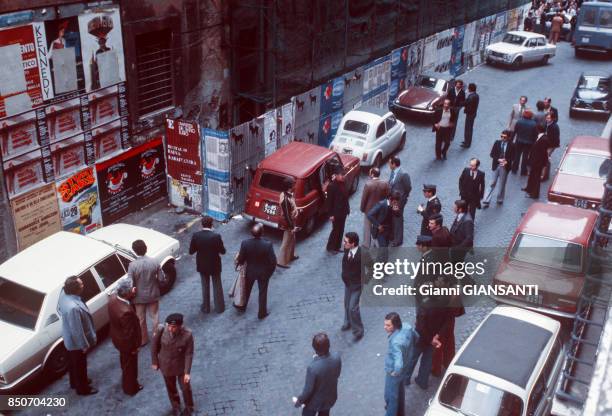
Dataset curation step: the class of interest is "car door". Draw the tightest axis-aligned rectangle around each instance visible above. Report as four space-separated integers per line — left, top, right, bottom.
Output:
525 38 538 61
372 121 387 157
385 115 400 152
78 268 107 330
536 38 549 57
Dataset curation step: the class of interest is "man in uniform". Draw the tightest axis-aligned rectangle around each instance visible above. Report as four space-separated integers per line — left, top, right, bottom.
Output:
417 185 441 236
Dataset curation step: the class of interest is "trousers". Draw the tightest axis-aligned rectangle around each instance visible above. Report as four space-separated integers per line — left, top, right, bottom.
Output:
278 229 296 266
363 218 372 248
327 215 347 251
243 277 270 317
464 114 476 147
135 301 159 345
200 272 225 313
526 164 544 198
432 318 455 376
68 349 90 394
512 143 532 175
435 127 452 159
405 343 434 388
343 285 364 337
483 166 509 204
119 350 139 394
163 375 194 411
384 373 406 416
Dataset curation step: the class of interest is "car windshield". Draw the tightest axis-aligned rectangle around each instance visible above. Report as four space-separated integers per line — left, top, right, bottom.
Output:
579 76 610 92
259 172 294 192
510 234 583 273
439 374 523 416
502 34 526 45
343 120 369 135
417 76 446 93
561 154 611 179
0 277 44 330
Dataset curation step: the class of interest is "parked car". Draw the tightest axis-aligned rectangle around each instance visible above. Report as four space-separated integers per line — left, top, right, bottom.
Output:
492 202 599 318
329 106 406 167
485 31 556 68
243 141 360 236
425 306 564 416
548 135 611 210
0 224 180 391
574 1 612 56
569 71 611 117
390 74 449 117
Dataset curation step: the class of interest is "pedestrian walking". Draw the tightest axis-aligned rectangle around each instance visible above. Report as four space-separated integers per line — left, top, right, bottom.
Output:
542 112 560 181
367 192 402 248
128 239 162 346
151 314 195 416
507 96 528 134
449 200 474 263
383 312 418 416
277 178 300 268
549 12 564 44
461 83 479 148
483 130 515 207
523 125 550 199
458 158 485 220
235 223 277 319
189 215 226 314
388 157 412 245
360 167 390 248
432 98 456 160
325 167 350 253
512 110 538 175
417 185 442 236
341 232 365 341
447 79 466 141
294 333 342 416
108 279 142 396
57 276 97 395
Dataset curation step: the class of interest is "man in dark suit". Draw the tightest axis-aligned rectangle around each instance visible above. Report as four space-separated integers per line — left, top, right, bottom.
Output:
189 215 226 314
432 98 457 160
388 157 412 245
458 158 485 220
544 97 558 122
542 112 560 181
450 200 474 263
325 168 350 253
367 192 401 248
447 79 466 141
294 333 342 416
108 279 142 396
429 214 452 249
512 110 538 176
235 223 277 319
341 232 365 341
360 167 390 248
523 125 550 199
461 83 479 148
417 184 442 236
483 130 515 207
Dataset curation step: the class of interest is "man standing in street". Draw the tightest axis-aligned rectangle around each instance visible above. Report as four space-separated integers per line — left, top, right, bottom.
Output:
294 333 342 416
450 200 474 263
388 157 412 245
151 314 195 416
523 125 550 199
549 11 564 44
429 214 453 249
461 83 479 148
507 95 528 135
417 185 442 236
235 223 277 319
447 79 466 141
360 167 390 248
483 130 515 207
278 178 300 268
458 158 485 220
544 97 558 122
108 279 142 396
367 192 402 248
542 112 560 181
129 239 162 346
189 215 226 314
57 276 97 395
512 110 538 175
341 232 365 341
432 98 456 160
325 167 350 253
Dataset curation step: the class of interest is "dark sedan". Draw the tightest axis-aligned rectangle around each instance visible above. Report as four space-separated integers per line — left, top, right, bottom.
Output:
569 71 611 118
390 75 449 117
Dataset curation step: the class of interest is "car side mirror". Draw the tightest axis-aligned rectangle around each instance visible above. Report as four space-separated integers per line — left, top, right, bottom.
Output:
44 313 59 327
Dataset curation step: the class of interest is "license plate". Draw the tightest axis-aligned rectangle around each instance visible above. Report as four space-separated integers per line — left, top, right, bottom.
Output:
525 293 543 305
582 37 590 43
263 202 277 215
575 199 588 209
343 148 353 155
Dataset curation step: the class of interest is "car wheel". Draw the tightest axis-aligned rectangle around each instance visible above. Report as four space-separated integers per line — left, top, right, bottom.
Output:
160 261 177 295
44 344 68 379
574 48 582 58
512 57 523 69
373 153 383 168
350 174 360 194
301 216 316 237
397 132 406 151
541 55 549 65
569 109 577 118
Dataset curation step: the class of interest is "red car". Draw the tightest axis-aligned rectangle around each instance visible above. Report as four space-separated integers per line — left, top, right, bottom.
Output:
548 136 611 210
243 142 360 235
492 202 599 318
390 74 449 117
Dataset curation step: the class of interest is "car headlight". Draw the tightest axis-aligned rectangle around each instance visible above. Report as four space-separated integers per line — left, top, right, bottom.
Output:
504 54 513 62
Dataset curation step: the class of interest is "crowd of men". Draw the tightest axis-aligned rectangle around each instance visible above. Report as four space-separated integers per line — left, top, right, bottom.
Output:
524 0 583 43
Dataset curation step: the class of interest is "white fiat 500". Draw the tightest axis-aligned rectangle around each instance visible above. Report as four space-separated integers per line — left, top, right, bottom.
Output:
0 224 180 391
330 106 406 167
485 31 556 68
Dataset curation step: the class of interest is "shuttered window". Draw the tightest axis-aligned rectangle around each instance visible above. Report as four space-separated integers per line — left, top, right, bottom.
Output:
135 29 174 117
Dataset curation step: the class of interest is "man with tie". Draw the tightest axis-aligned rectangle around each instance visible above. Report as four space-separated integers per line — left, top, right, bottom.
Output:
360 167 390 248
449 200 474 263
507 95 528 134
417 185 442 236
512 110 538 176
458 158 485 221
447 79 466 141
483 130 515 207
523 124 550 199
388 157 412 245
326 167 350 253
432 99 457 160
461 83 479 148
341 232 365 341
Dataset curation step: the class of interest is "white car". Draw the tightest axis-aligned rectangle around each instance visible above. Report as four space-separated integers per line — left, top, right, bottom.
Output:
0 224 180 391
330 106 406 167
425 306 564 416
485 31 556 68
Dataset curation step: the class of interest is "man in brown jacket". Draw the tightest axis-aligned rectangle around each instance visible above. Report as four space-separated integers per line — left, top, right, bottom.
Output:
360 167 390 248
152 314 195 416
108 279 142 396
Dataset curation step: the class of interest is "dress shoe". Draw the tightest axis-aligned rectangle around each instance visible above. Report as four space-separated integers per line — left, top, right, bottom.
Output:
126 385 144 396
291 255 300 260
77 387 98 396
482 203 489 209
341 324 351 331
232 303 246 312
353 333 364 342
276 263 290 269
70 378 92 389
200 305 210 314
496 201 503 205
258 312 270 320
442 155 447 160
435 157 442 161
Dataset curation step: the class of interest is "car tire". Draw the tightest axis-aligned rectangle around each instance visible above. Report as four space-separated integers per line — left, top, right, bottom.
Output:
373 153 383 168
44 344 68 379
160 261 177 295
574 48 582 58
541 55 549 65
397 132 406 151
301 216 316 237
569 109 577 118
350 174 360 194
512 57 523 69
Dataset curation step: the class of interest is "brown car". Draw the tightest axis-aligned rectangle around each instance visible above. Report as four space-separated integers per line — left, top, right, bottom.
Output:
390 74 449 117
243 142 360 236
492 202 599 318
548 135 611 210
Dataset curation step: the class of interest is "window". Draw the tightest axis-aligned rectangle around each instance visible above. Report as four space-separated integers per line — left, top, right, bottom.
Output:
118 254 133 271
0 277 44 330
259 172 293 192
581 8 597 26
385 116 397 131
502 33 526 45
579 76 610 92
527 39 537 47
95 254 127 288
510 234 583 273
537 38 547 46
560 154 611 179
376 123 386 138
527 374 546 416
343 120 369 134
600 10 612 28
135 29 173 117
541 337 561 383
79 270 101 303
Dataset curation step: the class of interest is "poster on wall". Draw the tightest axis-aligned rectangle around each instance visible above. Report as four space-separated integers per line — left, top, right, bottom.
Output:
0 110 39 160
168 177 202 213
294 86 320 143
263 110 277 157
318 110 343 148
55 166 102 234
165 118 202 184
342 67 364 113
421 33 438 74
406 40 424 87
2 148 46 199
433 28 454 76
206 171 231 221
44 16 84 96
204 128 230 173
78 8 126 92
10 183 61 250
96 138 166 225
389 46 408 105
319 77 344 117
450 25 466 77
362 55 391 105
280 102 294 147
203 128 230 219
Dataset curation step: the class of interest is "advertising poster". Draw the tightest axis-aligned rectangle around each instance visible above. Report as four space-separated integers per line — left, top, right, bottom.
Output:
10 183 61 250
280 101 294 147
0 110 39 160
92 118 122 161
89 85 119 128
421 33 438 74
263 110 277 157
389 46 408 105
96 138 166 225
78 8 126 92
318 110 343 148
319 77 344 117
342 67 364 113
406 40 424 87
3 148 45 199
51 133 86 179
204 128 230 173
433 28 454 76
55 166 102 234
46 98 82 143
165 118 202 184
168 177 202 213
494 12 508 43
450 25 466 77
45 16 84 95
362 55 391 103
294 86 320 144
205 171 231 221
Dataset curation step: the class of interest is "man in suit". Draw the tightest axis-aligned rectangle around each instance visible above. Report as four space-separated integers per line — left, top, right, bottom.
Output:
542 112 560 181
235 223 276 319
461 83 479 148
450 200 474 263
483 130 515 207
429 214 453 249
544 97 558 122
417 185 442 236
108 279 142 396
325 167 350 253
512 110 538 176
294 333 342 416
388 157 412 245
458 158 485 220
360 167 390 248
507 95 528 134
57 276 97 395
523 125 550 199
367 192 402 248
128 239 162 346
447 79 466 141
432 98 457 160
189 215 226 314
341 232 365 341
151 314 195 416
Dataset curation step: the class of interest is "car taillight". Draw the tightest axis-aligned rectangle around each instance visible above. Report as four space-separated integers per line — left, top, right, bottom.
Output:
254 201 260 208
362 152 368 161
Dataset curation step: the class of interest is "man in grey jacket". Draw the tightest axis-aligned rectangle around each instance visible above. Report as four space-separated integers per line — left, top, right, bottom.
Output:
295 333 342 416
57 276 97 395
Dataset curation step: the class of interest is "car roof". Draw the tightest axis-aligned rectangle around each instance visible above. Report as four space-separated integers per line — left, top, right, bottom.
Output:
258 141 333 178
0 231 114 294
350 105 389 118
582 1 612 7
567 136 611 158
454 307 557 390
507 30 545 39
580 71 610 80
518 202 598 244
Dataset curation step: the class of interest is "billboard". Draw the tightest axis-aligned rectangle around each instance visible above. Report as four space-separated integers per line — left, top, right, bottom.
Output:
44 16 84 96
56 166 102 234
10 183 61 250
320 77 344 117
165 118 202 185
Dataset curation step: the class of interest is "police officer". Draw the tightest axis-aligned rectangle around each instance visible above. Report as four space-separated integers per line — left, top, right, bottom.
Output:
416 185 442 236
